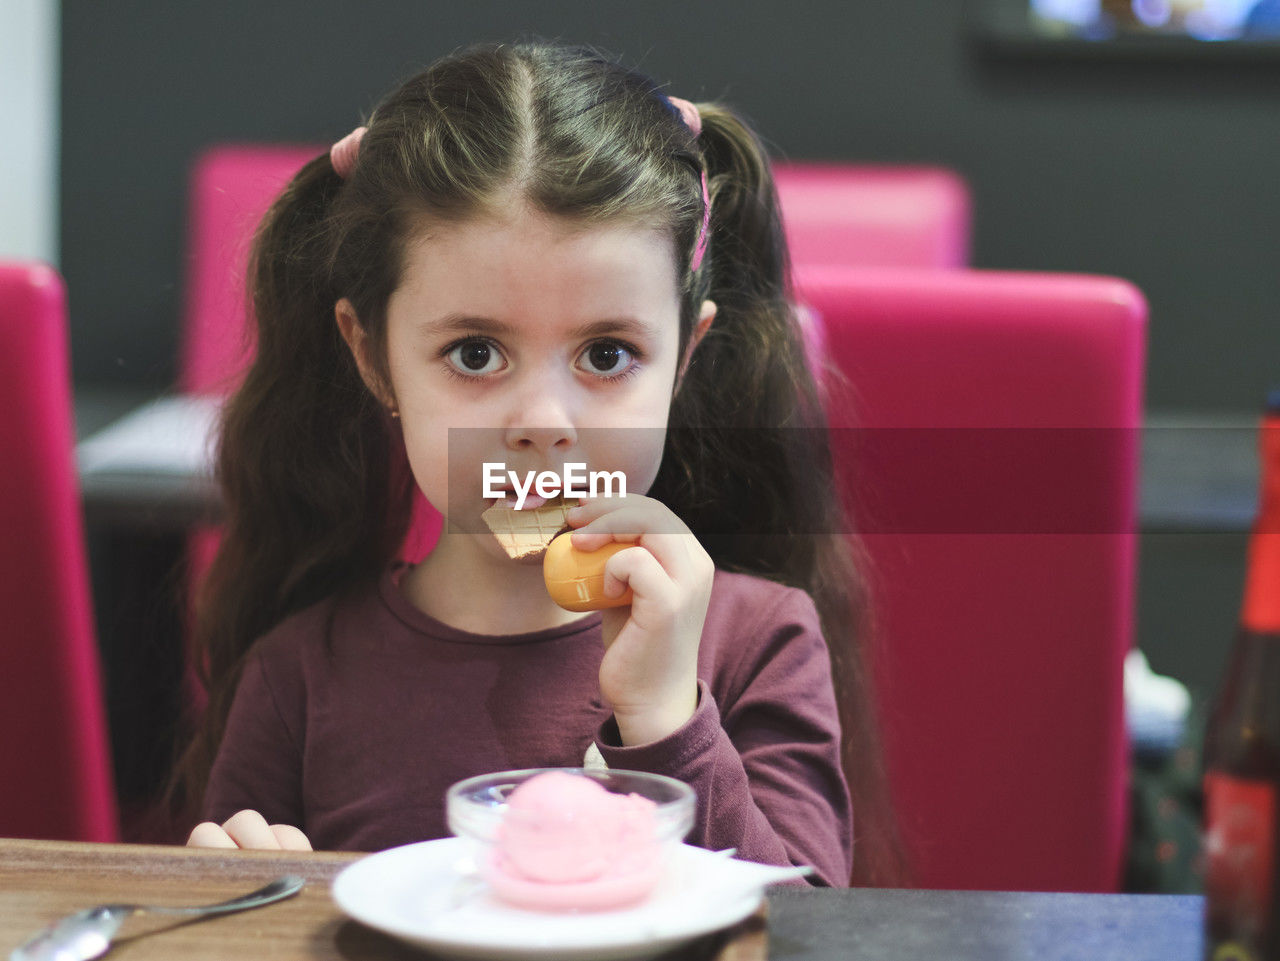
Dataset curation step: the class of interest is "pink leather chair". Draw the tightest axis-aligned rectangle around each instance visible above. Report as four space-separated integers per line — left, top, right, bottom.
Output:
793 265 1146 892
0 261 119 841
181 145 322 395
773 164 970 270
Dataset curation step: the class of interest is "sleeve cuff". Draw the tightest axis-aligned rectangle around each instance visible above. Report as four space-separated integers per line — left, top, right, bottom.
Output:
595 679 722 774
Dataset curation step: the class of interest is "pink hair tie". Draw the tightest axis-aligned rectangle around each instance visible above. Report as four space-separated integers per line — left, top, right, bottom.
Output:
667 97 710 272
330 126 367 179
667 96 702 137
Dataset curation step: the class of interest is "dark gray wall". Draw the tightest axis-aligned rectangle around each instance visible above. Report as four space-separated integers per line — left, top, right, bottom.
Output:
63 0 1279 408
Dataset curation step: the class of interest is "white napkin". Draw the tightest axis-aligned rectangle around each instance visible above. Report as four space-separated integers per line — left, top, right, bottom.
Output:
1125 649 1191 754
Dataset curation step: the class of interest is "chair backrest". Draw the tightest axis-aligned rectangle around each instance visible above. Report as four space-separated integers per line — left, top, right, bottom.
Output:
793 265 1145 892
0 261 118 841
773 164 970 270
181 145 322 394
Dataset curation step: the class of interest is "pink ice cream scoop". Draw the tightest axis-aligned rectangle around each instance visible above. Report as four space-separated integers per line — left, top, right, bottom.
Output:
485 771 662 910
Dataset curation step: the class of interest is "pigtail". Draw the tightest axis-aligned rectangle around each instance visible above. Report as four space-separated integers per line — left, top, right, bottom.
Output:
167 154 414 823
655 106 907 886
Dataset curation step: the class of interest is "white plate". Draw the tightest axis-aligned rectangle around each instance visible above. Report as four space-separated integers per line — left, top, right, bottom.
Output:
331 837 808 961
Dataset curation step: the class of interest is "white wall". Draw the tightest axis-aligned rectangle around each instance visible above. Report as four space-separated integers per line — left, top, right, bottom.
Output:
0 0 58 264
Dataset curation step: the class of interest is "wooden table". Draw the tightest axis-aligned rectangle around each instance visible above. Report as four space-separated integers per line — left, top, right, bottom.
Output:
1 839 764 960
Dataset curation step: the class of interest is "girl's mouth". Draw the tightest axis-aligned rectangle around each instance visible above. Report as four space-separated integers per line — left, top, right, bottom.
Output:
490 492 550 510
487 478 563 511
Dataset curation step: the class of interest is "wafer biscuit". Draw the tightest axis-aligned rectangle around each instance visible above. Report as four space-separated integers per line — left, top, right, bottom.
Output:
481 496 577 560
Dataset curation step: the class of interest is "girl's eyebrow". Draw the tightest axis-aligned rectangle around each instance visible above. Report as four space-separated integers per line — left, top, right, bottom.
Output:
422 313 659 339
571 317 659 340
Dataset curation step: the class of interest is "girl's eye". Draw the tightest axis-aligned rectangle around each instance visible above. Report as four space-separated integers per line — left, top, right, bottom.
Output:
445 338 505 376
578 340 637 378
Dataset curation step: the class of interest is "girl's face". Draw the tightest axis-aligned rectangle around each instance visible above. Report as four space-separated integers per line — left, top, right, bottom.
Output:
339 204 711 561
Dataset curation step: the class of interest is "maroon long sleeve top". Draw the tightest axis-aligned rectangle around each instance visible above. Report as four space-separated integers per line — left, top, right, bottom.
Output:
204 566 853 886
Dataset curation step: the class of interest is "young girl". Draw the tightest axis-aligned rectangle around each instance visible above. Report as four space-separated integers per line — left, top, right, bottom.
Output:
178 40 899 887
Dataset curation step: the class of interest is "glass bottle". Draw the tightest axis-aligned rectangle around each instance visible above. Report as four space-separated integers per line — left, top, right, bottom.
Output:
1203 391 1280 961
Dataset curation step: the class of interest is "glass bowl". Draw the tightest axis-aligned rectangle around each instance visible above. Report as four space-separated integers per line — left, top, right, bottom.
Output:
446 767 696 911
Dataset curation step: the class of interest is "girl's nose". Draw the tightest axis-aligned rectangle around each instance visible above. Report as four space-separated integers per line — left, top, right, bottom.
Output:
502 376 578 454
506 423 576 454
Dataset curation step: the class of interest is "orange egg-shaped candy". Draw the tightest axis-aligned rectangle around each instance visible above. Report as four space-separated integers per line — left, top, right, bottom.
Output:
543 533 635 612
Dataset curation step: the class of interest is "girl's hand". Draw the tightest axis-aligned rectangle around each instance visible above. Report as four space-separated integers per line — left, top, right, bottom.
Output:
187 809 313 851
566 494 714 747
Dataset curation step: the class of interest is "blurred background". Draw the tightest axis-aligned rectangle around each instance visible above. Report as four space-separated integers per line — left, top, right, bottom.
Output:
43 0 1280 412
3 0 1278 861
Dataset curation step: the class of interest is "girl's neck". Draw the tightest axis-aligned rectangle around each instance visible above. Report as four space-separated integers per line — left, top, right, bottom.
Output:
400 532 590 637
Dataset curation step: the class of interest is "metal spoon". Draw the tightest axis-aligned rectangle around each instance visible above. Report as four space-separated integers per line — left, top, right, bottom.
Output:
10 875 305 961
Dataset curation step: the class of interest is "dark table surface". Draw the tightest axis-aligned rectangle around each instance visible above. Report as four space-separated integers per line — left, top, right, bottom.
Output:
766 887 1202 961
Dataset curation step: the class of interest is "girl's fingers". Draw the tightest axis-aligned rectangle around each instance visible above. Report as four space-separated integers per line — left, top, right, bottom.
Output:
186 822 238 849
575 529 698 585
570 502 694 566
187 813 309 851
567 495 684 532
565 495 622 526
568 494 712 594
602 545 674 607
221 809 284 850
568 514 644 552
270 823 314 851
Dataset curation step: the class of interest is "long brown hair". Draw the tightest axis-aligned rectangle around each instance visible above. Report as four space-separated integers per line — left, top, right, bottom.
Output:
172 40 903 885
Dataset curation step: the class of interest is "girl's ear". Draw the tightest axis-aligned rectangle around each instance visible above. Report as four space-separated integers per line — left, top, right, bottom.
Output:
335 298 396 409
676 299 717 386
